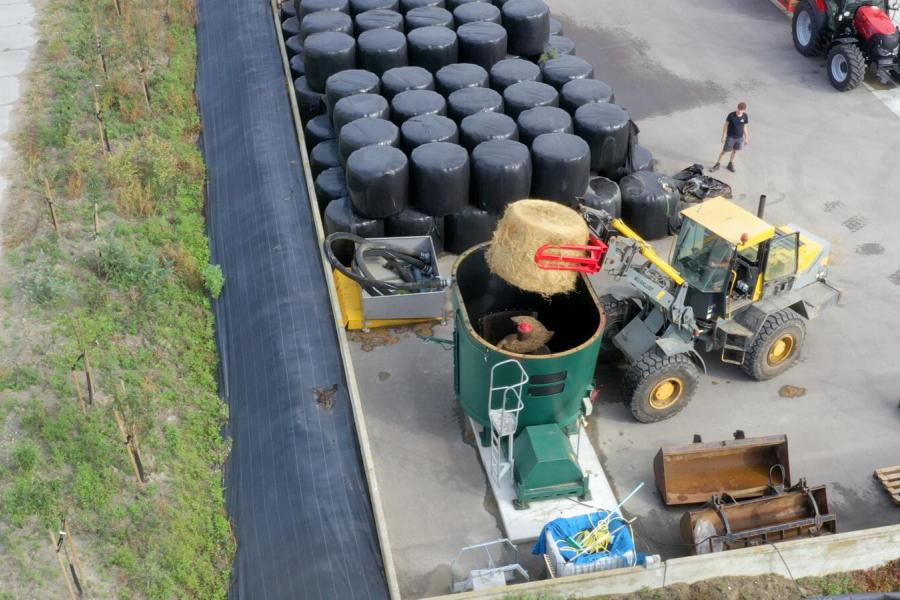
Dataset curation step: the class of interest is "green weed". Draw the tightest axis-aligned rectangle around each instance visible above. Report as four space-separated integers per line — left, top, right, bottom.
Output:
201 263 225 299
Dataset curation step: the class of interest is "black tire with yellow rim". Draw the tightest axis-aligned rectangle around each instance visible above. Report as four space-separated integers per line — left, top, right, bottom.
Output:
623 348 699 423
742 309 806 381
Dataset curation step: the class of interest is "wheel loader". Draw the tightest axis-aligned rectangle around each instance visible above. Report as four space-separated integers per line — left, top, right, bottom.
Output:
535 196 841 423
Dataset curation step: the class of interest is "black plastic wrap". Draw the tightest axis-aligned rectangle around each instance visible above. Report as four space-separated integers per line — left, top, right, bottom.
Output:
410 141 470 215
401 0 445 13
358 29 409 76
355 8 405 32
559 77 613 113
405 6 454 29
447 0 484 9
548 15 562 35
544 34 575 57
671 164 732 203
305 113 335 150
294 76 327 122
315 166 349 210
573 102 631 178
620 171 681 240
324 197 386 264
408 26 459 72
530 132 590 206
380 65 435 100
435 62 489 95
400 114 459 150
350 0 399 16
297 0 351 19
453 2 501 26
459 110 518 150
517 105 572 146
456 22 507 71
502 79 558 120
286 34 304 57
198 0 387 595
447 86 504 122
581 175 621 218
385 207 445 251
471 139 532 213
338 117 401 164
632 144 653 173
444 205 497 253
390 88 447 124
501 0 549 56
304 31 357 92
325 69 382 114
540 55 593 89
489 57 541 92
300 11 354 41
332 92 391 135
282 0 298 19
283 16 300 37
311 139 342 177
290 53 306 77
347 145 410 217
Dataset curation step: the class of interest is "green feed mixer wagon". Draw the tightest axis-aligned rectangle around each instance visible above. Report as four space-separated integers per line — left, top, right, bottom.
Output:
452 243 606 508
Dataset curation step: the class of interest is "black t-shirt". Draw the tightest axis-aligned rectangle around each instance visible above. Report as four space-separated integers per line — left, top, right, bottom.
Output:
726 111 749 138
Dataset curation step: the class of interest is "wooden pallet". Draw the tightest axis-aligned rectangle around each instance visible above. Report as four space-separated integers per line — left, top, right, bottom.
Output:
874 466 900 505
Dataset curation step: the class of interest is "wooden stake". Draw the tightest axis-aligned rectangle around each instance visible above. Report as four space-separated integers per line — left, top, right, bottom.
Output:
70 370 87 414
93 202 100 237
42 177 60 234
63 520 85 593
73 328 96 406
137 59 151 109
115 381 146 484
50 531 79 600
112 0 122 17
91 86 110 153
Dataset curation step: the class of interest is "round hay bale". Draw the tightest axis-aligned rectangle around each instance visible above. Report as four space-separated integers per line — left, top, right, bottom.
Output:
350 0 399 16
559 78 613 113
290 53 306 77
385 207 445 251
501 0 549 56
453 2 501 26
294 76 327 122
390 88 447 124
286 35 304 57
632 144 653 173
548 16 562 35
315 166 348 211
444 205 497 254
282 1 298 20
338 117 400 164
357 28 408 76
516 105 572 146
573 101 631 178
471 138 531 213
305 113 335 150
530 132 590 206
405 6 454 29
299 11 354 42
447 86 504 122
310 139 342 177
381 65 435 100
400 114 459 150
324 197 385 265
583 176 621 218
400 0 444 14
489 57 542 92
486 199 589 295
298 0 350 19
410 141 470 216
447 0 486 10
459 110 518 150
325 69 381 114
540 55 594 90
283 16 300 38
304 32 357 92
456 21 507 71
332 92 391 136
408 26 459 72
544 34 575 57
435 62 489 95
346 145 410 217
355 8 404 32
502 80 558 120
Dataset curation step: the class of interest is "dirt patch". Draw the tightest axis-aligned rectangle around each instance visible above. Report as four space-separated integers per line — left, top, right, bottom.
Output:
347 321 440 351
377 371 390 381
778 385 807 398
313 384 338 410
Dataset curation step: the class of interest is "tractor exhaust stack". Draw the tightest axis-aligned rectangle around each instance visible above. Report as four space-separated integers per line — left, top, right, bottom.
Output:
757 194 767 219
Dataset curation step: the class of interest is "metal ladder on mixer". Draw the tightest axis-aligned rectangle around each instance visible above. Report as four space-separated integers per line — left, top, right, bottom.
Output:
488 360 529 485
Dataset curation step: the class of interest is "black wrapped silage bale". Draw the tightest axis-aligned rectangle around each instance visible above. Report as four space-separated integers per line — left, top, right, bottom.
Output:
502 80 558 120
350 0 399 16
400 114 459 150
453 2 501 26
544 35 575 57
283 16 300 38
471 139 531 213
324 197 385 265
447 0 487 10
355 8 405 32
501 0 549 56
408 26 459 72
459 110 518 150
347 145 410 217
456 22 507 71
311 139 342 177
315 167 349 211
410 142 470 216
304 32 357 92
447 86 504 122
435 63 489 95
325 69 381 114
400 0 444 13
282 1 298 20
559 78 613 113
390 89 447 124
357 29 408 76
300 11 354 42
582 176 621 218
632 145 653 173
332 92 391 134
530 132 590 206
548 16 562 35
619 171 681 240
385 208 445 251
405 6 454 29
489 58 541 92
290 54 306 77
286 35 304 57
297 0 350 19
517 105 572 146
305 114 335 150
381 66 435 100
540 55 593 89
294 76 327 122
444 205 497 253
573 102 631 178
338 117 400 164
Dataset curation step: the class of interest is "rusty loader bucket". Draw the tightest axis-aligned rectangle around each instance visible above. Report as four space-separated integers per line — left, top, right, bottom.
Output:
681 483 836 554
654 435 791 506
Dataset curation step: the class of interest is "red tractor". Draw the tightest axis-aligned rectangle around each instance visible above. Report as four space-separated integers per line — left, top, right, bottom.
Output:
792 0 900 90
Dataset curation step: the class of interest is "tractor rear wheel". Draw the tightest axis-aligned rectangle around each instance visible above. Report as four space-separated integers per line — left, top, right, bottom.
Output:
597 295 636 364
792 0 827 56
742 310 806 381
827 43 866 91
623 349 699 423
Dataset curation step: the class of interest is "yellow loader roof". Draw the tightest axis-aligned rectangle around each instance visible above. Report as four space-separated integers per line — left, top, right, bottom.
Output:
681 197 775 249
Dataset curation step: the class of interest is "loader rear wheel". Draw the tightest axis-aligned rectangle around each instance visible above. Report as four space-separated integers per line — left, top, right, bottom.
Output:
742 310 806 381
827 43 866 91
597 295 636 364
792 0 827 56
623 349 699 423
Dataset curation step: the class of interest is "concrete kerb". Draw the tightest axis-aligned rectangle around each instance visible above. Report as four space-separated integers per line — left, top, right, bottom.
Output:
426 525 900 599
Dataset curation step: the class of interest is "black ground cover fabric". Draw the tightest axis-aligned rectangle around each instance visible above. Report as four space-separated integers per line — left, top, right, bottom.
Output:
196 0 389 598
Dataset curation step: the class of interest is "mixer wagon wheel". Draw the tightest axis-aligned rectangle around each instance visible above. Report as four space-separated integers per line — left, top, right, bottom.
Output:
597 294 637 364
742 310 806 381
623 348 699 423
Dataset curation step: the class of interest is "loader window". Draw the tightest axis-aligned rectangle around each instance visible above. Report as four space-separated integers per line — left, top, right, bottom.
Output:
673 219 735 293
765 233 799 281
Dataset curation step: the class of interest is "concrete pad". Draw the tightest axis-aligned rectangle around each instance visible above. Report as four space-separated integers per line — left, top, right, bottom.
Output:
0 3 35 27
0 24 35 51
0 49 31 78
0 76 21 106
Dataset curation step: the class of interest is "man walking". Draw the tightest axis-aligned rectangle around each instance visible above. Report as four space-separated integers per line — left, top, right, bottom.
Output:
711 102 749 173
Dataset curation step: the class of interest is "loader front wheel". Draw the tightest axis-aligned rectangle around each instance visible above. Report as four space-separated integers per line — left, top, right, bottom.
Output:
624 349 699 423
742 310 806 381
